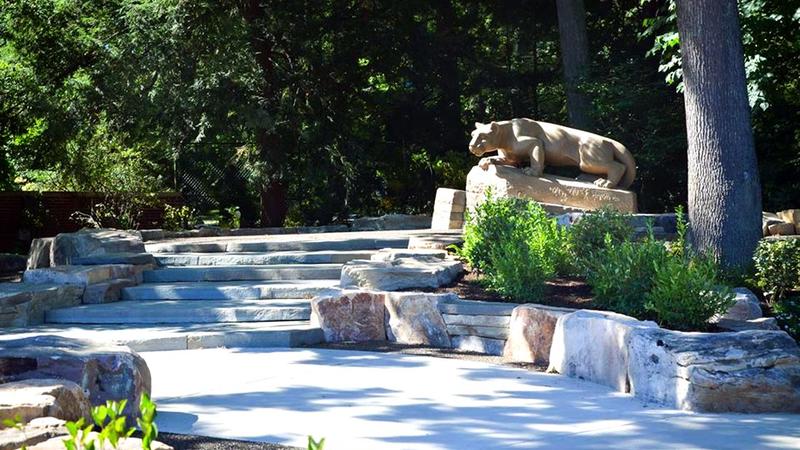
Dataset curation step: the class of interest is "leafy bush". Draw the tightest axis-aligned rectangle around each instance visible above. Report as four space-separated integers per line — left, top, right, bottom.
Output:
773 296 800 340
569 207 633 270
458 194 571 300
62 393 158 450
71 193 157 230
754 238 800 304
162 204 198 231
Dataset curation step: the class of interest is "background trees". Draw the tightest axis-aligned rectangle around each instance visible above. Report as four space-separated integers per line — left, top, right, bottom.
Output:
1 0 798 227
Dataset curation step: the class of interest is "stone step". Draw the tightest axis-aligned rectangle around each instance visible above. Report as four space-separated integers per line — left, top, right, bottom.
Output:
147 237 410 254
143 264 342 282
46 300 311 324
154 250 376 267
438 299 518 316
447 324 509 340
121 280 341 301
442 313 510 328
0 321 324 352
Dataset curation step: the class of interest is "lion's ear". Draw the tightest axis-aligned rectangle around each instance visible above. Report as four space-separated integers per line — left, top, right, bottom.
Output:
490 121 499 131
474 122 484 129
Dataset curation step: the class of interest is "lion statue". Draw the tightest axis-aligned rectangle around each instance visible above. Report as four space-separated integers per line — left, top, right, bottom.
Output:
468 118 636 189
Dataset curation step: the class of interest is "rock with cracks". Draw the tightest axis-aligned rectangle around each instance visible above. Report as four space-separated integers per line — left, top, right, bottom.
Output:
341 255 462 291
385 292 452 347
311 291 386 342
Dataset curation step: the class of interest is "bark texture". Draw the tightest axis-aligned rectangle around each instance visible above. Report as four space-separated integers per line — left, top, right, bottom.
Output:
675 0 762 270
555 0 593 130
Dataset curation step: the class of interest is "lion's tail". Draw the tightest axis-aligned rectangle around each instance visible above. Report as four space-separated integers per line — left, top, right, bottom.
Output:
611 142 636 189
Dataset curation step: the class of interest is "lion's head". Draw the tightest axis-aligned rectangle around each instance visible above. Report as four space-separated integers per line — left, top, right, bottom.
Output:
468 121 499 156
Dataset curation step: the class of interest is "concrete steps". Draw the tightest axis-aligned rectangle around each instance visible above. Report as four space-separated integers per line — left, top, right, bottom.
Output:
147 237 410 254
153 250 375 267
121 280 340 301
142 264 342 282
1 321 323 352
46 299 312 324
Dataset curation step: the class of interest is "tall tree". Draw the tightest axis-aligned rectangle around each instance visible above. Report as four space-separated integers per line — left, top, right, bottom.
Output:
675 0 762 270
555 0 592 130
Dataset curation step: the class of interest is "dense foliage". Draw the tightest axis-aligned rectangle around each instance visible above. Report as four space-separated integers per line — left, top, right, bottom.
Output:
2 1 798 226
754 239 800 338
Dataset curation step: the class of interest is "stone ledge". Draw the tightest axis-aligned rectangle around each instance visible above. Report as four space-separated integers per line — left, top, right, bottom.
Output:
0 284 84 327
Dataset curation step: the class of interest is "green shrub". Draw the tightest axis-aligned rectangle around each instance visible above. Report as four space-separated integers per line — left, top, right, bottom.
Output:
773 296 800 340
569 207 633 270
645 254 734 331
754 238 800 304
458 194 571 300
162 204 198 231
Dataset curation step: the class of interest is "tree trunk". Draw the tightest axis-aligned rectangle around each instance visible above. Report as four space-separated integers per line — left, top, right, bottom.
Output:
675 0 762 271
555 0 592 130
434 0 462 150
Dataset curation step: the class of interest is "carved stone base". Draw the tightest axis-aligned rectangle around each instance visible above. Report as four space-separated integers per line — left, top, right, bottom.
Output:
466 164 637 213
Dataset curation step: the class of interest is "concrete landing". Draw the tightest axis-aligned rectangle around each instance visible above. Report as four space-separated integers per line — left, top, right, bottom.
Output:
0 322 322 352
121 279 341 301
144 348 800 450
154 250 376 266
143 264 342 282
45 299 312 324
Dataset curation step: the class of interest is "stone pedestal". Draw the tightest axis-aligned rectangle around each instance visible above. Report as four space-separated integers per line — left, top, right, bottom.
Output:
466 164 638 213
431 188 466 230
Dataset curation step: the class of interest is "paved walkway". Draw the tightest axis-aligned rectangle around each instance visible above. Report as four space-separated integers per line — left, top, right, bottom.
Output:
143 348 800 450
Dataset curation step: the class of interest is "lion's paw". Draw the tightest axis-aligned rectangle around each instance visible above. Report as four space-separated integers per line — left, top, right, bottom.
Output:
522 167 542 177
593 178 614 188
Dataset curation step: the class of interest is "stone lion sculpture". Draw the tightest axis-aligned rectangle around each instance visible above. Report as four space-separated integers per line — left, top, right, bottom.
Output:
468 118 636 189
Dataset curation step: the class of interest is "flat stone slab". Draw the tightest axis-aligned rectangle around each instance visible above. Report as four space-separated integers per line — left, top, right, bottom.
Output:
154 250 376 267
70 252 155 266
0 378 90 424
0 336 150 417
121 280 340 301
340 257 462 291
23 264 137 286
446 324 508 340
46 299 312 324
0 321 324 352
148 237 411 254
0 283 83 327
437 299 518 316
143 264 342 282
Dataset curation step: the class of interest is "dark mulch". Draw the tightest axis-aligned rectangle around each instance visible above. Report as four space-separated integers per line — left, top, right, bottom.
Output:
153 432 299 450
433 271 597 310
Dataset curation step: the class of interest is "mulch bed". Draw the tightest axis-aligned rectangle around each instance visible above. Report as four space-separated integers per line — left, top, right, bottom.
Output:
147 432 299 450
432 270 598 310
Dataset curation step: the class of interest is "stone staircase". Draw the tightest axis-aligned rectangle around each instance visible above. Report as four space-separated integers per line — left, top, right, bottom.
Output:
19 231 427 351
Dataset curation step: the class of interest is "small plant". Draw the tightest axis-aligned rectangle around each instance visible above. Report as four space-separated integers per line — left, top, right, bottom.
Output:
754 238 800 305
308 435 326 450
162 204 198 231
62 394 158 450
773 296 800 340
220 206 241 229
569 206 634 271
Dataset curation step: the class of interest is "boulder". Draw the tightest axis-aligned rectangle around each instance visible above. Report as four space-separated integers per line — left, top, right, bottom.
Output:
81 278 138 304
23 264 137 287
26 238 53 270
0 417 66 450
384 292 452 347
628 329 800 413
311 291 386 342
0 284 83 327
466 164 638 214
341 256 462 291
503 304 573 365
0 379 90 424
0 336 151 417
51 229 145 266
713 287 762 322
451 335 505 356
431 188 466 230
547 310 658 392
715 317 780 332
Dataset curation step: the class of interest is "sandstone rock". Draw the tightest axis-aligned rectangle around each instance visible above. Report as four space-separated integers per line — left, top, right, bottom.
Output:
407 234 464 251
712 287 762 322
0 417 66 450
81 278 138 304
352 214 432 231
384 292 452 347
627 329 800 413
26 239 53 270
547 310 658 392
0 379 90 424
51 229 145 266
451 335 505 356
715 317 780 332
0 284 83 327
311 291 386 342
431 188 466 230
23 264 137 287
503 304 573 365
340 257 462 291
0 336 151 417
768 222 796 236
777 209 800 227
466 164 638 214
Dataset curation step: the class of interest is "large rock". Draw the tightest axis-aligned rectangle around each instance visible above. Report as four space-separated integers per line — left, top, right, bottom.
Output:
311 291 386 342
504 304 573 365
385 293 452 347
431 188 466 230
26 238 53 270
712 287 762 322
0 284 83 327
547 310 658 392
0 336 151 417
23 264 138 287
628 329 800 413
341 256 462 291
715 317 780 332
51 229 145 266
0 379 90 424
466 164 638 213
